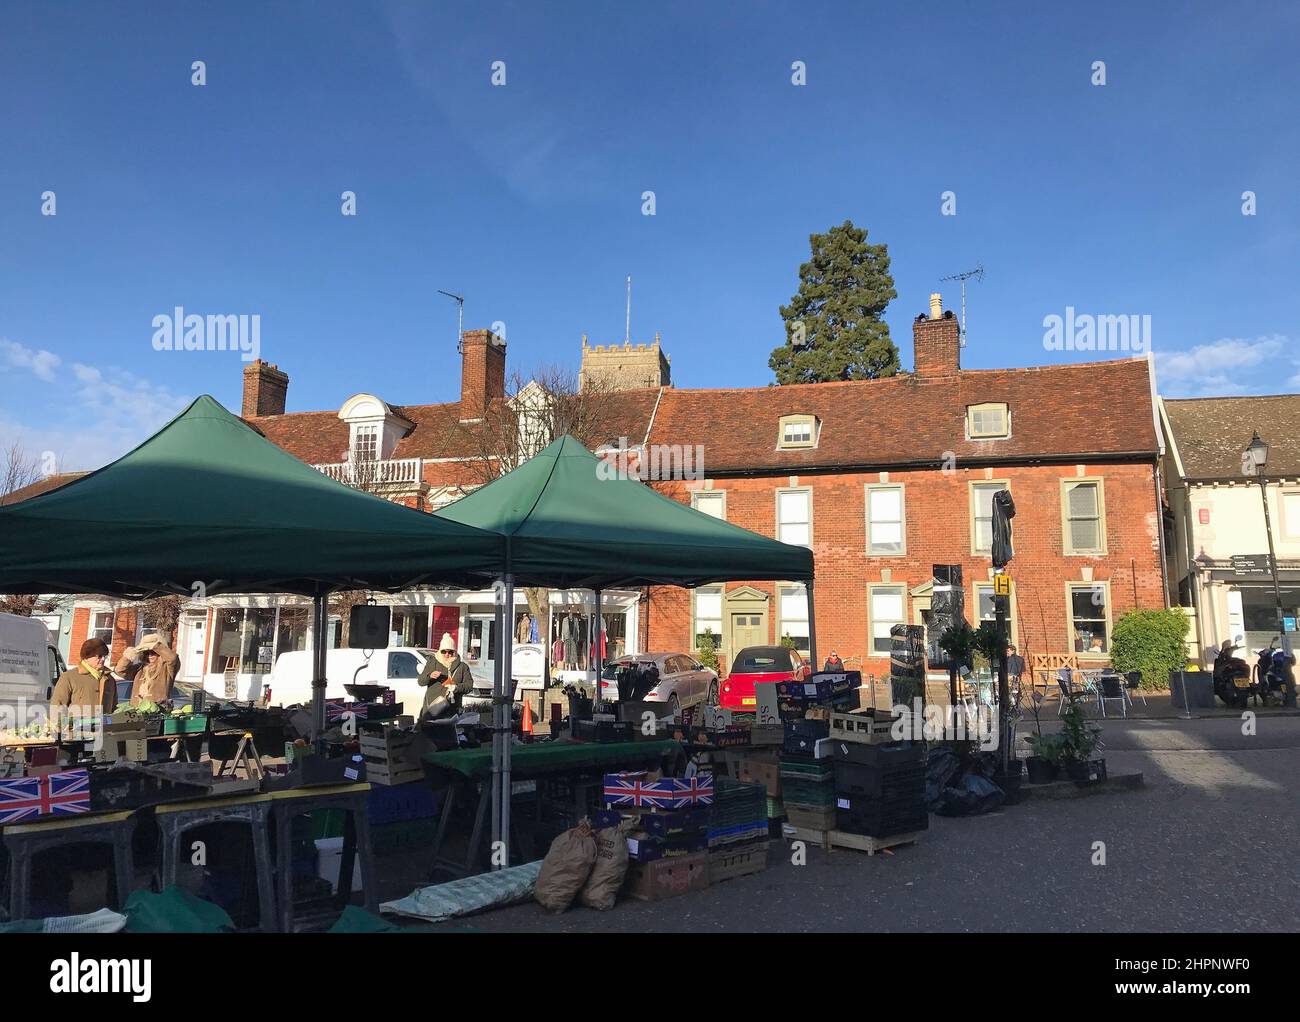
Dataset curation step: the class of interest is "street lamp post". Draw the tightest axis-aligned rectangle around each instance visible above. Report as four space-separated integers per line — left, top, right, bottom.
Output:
1242 431 1290 655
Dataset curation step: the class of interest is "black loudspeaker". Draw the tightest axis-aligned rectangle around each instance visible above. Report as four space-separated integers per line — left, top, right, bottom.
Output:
348 605 391 649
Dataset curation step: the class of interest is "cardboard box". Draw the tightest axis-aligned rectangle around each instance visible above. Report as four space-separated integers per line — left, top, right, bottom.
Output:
625 850 708 901
94 731 148 763
603 772 713 809
734 752 782 797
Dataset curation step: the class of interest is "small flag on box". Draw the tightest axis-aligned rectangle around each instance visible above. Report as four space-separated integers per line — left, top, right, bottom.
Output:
603 772 714 809
0 769 91 823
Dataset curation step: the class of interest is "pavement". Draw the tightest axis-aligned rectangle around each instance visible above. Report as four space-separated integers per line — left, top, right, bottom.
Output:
423 714 1300 932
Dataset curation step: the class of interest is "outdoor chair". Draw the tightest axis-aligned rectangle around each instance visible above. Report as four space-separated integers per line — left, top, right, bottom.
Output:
1097 668 1126 719
1124 671 1147 708
1055 667 1101 716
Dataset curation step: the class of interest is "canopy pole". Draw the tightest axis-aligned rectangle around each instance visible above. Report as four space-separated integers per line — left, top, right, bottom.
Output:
806 581 818 675
593 589 604 710
490 579 505 861
500 575 515 869
310 593 328 740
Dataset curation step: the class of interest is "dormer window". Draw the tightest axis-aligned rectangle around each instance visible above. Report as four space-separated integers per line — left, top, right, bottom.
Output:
352 424 379 462
778 414 818 449
966 403 1009 440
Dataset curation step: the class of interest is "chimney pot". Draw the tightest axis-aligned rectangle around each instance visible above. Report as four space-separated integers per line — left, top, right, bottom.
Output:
929 293 943 320
913 299 960 377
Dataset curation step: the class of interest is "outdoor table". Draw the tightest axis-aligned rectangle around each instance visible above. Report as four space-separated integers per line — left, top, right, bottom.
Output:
3 809 138 920
268 782 377 932
422 738 682 878
154 791 278 932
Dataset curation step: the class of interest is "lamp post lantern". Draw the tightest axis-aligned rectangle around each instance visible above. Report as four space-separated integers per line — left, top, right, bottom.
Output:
1242 431 1290 654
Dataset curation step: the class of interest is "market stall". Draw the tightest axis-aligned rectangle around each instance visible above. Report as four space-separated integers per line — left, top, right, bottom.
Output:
0 396 503 926
436 434 815 865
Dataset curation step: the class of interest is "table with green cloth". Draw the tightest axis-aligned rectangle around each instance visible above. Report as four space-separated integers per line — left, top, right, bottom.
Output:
423 739 682 878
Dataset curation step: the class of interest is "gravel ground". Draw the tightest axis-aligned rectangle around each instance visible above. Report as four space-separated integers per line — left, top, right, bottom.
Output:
418 715 1300 932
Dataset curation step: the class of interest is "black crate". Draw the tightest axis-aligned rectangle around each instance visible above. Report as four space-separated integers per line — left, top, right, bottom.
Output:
784 719 830 740
830 739 926 768
835 793 929 837
833 760 926 799
575 719 633 743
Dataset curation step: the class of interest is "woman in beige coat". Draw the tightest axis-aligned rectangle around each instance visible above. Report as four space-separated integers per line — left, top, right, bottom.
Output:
115 633 179 705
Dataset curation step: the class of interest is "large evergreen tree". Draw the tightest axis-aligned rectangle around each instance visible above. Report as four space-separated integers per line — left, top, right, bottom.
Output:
769 220 900 384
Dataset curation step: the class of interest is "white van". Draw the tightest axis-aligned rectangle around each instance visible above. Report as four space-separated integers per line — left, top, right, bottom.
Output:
0 612 66 723
221 646 439 714
234 643 549 714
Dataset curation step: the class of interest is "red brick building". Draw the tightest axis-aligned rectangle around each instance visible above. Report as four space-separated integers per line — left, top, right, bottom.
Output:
49 299 1166 693
639 300 1166 679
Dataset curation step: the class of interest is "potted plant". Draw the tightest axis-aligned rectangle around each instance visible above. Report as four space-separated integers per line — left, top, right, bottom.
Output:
1057 693 1105 781
1024 731 1061 783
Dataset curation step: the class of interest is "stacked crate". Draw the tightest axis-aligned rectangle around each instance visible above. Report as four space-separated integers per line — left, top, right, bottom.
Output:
830 715 928 839
359 726 428 786
705 777 769 883
779 755 836 832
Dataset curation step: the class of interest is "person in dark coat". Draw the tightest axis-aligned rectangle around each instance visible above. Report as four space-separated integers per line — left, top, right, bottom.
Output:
822 651 845 672
50 637 117 721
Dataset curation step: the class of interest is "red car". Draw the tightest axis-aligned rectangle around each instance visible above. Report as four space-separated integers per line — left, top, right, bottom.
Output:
720 645 808 710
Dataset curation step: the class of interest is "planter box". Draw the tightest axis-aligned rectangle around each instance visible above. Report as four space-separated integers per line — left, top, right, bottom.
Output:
1063 758 1107 783
1025 757 1058 784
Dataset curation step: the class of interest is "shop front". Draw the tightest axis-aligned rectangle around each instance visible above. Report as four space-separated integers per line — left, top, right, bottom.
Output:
1199 564 1300 663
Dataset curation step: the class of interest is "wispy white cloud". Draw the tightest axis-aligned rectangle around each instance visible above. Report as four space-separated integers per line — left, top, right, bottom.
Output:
1 338 61 382
1155 335 1292 397
0 338 190 472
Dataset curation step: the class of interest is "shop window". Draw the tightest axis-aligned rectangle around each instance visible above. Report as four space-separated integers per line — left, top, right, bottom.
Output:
868 585 905 655
277 607 310 658
966 403 1009 439
970 481 1008 555
390 607 429 648
866 485 905 555
210 608 277 674
778 584 810 656
1062 479 1105 554
692 491 726 521
777 488 812 547
1068 584 1109 655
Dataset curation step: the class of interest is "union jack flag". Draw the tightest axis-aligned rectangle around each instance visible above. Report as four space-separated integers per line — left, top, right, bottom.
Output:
0 769 91 824
603 772 714 809
325 700 369 724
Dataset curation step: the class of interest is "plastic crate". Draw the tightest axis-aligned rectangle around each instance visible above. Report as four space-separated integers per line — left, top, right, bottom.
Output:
366 780 441 826
833 760 926 799
834 791 929 837
830 739 926 767
162 714 209 735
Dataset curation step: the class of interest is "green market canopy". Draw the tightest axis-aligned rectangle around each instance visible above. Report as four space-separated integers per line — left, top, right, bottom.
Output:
0 395 502 597
434 434 814 588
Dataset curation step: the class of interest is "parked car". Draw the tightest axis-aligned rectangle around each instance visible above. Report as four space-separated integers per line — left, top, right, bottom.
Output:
721 645 808 710
598 653 718 711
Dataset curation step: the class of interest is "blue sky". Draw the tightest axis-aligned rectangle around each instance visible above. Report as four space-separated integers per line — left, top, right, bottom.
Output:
2 1 1298 471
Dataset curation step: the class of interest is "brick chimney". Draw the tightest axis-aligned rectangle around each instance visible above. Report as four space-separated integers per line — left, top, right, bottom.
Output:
242 360 288 417
913 293 960 376
459 329 506 421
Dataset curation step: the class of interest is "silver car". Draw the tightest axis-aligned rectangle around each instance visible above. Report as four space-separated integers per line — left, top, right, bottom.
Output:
598 653 719 710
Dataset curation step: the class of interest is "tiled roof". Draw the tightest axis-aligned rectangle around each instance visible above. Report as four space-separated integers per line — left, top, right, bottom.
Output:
245 389 663 466
0 472 89 505
1164 395 1300 479
647 358 1158 473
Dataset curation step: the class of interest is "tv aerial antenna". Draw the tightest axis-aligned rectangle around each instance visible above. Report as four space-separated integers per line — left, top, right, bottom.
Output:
437 289 464 353
940 264 984 347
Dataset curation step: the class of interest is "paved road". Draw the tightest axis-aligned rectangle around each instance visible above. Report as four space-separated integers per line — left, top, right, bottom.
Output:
426 716 1300 932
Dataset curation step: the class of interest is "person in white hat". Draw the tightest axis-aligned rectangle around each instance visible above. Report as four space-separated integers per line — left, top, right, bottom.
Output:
115 632 179 706
418 632 474 719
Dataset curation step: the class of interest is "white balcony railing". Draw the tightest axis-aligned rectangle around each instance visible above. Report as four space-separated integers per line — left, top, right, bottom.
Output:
314 457 424 488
